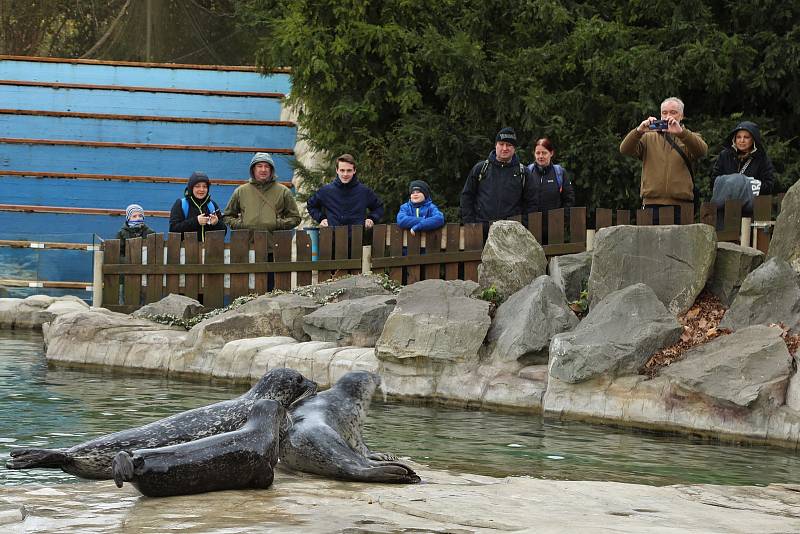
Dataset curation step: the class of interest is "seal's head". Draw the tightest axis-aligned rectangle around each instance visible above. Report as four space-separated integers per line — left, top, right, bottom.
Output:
333 371 381 402
248 368 317 408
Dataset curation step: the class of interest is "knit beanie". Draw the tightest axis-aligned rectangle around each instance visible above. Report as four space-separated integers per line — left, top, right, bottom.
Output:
249 152 276 179
125 204 144 221
408 180 431 199
495 127 518 146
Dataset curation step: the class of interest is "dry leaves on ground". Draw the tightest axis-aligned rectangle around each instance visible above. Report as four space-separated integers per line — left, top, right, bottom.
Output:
643 292 800 378
643 291 730 377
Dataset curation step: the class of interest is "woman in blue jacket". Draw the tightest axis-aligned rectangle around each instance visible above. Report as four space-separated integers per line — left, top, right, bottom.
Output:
396 180 445 235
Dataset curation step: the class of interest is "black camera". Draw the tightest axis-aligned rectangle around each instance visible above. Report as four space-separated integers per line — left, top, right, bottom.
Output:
649 119 669 131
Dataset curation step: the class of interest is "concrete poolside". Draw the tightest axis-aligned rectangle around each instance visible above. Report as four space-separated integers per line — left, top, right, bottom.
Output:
1 464 799 533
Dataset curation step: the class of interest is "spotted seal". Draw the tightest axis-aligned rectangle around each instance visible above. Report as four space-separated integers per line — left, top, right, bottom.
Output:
112 398 286 497
280 370 420 483
7 368 316 480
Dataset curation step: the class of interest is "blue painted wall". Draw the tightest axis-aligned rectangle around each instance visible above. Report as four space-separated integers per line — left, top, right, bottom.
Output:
0 84 285 120
0 59 291 93
0 144 295 181
0 114 297 148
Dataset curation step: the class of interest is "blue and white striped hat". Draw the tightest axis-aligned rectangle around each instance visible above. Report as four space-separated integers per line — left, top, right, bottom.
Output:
125 204 144 221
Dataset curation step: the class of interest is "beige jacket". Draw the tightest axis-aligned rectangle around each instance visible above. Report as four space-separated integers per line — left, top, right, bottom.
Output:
222 179 301 231
620 127 707 206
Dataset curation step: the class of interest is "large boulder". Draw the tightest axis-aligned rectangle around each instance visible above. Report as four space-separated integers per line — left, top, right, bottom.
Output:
588 224 716 315
185 293 320 351
705 242 764 306
548 251 592 302
720 257 800 332
0 295 89 330
302 294 396 347
549 283 683 383
766 179 800 272
294 274 391 303
478 220 547 299
132 293 205 320
375 279 490 363
44 308 188 369
660 325 793 409
487 276 579 366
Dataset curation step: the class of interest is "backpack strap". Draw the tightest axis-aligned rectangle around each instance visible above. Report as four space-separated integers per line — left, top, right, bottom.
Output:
553 164 564 193
477 160 490 182
182 198 217 219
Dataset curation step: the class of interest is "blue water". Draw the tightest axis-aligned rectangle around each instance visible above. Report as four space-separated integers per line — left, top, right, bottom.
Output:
2 330 800 487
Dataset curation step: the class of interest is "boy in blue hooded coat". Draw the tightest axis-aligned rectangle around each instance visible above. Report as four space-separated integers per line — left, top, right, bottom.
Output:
396 180 445 235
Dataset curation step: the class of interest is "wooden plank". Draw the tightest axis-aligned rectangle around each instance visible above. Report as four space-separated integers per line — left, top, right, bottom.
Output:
658 206 674 225
0 108 294 127
0 239 93 250
388 225 404 283
372 250 483 268
183 232 200 300
0 278 91 289
229 230 251 298
165 233 181 295
318 227 334 282
370 224 387 277
105 258 361 275
752 195 773 222
0 203 169 218
723 200 743 234
0 54 287 73
0 169 289 187
616 210 630 226
406 231 422 285
595 208 612 230
463 224 483 282
333 226 350 280
679 202 694 225
295 230 313 288
203 230 225 309
569 207 587 248
349 225 363 275
272 230 293 291
699 202 716 227
124 237 142 308
444 224 460 280
253 231 269 294
547 208 565 245
0 136 294 155
542 242 588 256
528 212 543 244
424 229 443 280
101 239 120 307
636 209 653 226
144 233 164 304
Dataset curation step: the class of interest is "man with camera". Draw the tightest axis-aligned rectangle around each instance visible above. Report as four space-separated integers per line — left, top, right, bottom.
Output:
620 97 707 222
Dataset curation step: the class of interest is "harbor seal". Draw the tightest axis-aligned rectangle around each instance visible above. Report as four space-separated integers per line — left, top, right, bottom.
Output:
7 367 316 480
112 398 286 497
280 370 420 483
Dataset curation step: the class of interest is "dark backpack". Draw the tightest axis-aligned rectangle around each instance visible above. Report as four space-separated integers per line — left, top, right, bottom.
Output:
181 197 218 219
527 163 564 192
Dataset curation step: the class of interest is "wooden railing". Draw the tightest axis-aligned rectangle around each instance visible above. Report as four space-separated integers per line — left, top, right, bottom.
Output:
99 196 783 311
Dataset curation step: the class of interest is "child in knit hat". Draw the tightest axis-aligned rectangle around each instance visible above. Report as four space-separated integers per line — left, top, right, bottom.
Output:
395 180 445 235
116 203 155 256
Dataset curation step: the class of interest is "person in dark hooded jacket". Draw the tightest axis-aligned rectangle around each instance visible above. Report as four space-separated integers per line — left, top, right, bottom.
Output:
711 121 775 196
460 127 538 224
169 171 226 241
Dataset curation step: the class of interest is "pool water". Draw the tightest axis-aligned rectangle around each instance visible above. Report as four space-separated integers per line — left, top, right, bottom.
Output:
2 330 800 487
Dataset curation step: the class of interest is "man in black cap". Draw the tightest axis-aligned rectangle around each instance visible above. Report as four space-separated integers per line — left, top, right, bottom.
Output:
460 127 538 225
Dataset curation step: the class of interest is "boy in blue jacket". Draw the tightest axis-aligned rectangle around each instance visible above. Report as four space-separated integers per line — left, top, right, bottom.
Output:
396 180 445 235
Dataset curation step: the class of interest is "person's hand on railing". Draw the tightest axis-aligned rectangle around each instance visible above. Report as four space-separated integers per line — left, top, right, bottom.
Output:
319 219 329 227
364 219 374 229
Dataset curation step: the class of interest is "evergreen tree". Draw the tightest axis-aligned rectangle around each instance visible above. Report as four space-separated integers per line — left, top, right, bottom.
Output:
241 0 800 221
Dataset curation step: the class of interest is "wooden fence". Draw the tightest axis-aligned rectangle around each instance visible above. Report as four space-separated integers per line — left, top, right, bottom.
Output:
101 196 783 312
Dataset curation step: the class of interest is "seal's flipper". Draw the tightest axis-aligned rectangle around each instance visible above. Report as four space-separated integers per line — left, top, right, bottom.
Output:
6 448 70 469
367 451 398 461
361 463 421 484
112 451 134 488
